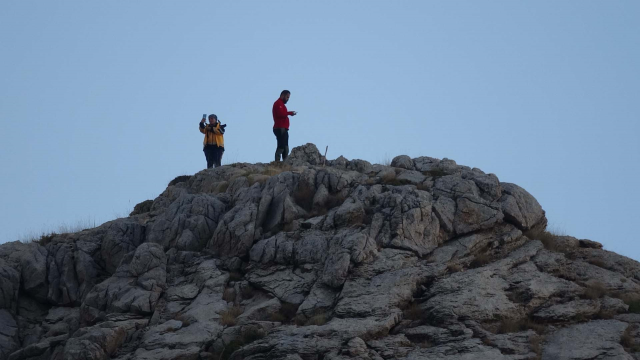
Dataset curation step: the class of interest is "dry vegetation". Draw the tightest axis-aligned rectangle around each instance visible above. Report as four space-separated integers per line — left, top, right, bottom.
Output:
525 229 561 251
304 314 328 326
228 271 243 282
403 303 424 321
497 318 545 335
447 262 463 273
621 325 640 352
469 253 492 269
222 288 236 303
219 306 243 326
582 281 607 300
293 181 315 212
380 172 413 186
422 169 449 178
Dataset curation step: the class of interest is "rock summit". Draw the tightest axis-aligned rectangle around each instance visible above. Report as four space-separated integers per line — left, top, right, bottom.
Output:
2 143 640 360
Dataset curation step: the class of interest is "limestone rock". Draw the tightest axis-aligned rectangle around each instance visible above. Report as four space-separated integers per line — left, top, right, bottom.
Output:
542 320 632 360
5 144 637 360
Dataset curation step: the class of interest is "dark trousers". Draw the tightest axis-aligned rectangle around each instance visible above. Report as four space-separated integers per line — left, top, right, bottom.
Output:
204 145 224 169
273 128 289 162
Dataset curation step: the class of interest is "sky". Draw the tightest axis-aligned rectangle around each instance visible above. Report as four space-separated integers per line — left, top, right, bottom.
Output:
1 1 638 260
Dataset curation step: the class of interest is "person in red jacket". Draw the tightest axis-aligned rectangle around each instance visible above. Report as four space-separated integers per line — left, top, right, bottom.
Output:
272 90 297 162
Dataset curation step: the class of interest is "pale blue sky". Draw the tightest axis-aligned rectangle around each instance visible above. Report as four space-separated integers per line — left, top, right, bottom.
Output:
1 1 638 259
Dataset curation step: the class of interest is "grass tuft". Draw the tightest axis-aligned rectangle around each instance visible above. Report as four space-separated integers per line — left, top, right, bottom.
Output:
422 169 448 178
447 262 463 273
223 288 236 303
219 306 243 326
304 314 327 326
620 325 640 352
228 271 243 282
582 281 607 300
497 318 545 335
469 253 492 269
293 181 315 212
403 303 424 321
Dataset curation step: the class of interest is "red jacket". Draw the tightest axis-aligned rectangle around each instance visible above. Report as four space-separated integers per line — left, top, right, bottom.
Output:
273 98 294 129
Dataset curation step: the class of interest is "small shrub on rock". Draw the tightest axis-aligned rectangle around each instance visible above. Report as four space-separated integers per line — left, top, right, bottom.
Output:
469 253 492 269
422 169 448 178
587 258 608 269
582 281 607 300
617 293 640 313
304 314 327 326
36 233 57 246
228 271 243 282
525 229 561 252
223 288 236 303
447 263 463 273
293 181 315 212
621 325 640 352
497 318 545 334
403 303 424 321
220 306 243 326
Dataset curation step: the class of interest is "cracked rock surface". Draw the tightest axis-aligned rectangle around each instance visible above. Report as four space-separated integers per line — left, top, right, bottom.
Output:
2 144 639 360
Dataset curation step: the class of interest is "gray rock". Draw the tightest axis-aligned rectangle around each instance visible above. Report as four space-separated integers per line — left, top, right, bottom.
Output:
391 155 414 170
99 217 146 274
208 202 258 259
453 195 504 235
0 259 20 311
396 169 427 185
533 299 599 321
346 159 373 174
147 193 226 251
0 310 18 359
6 144 639 360
542 320 632 360
82 243 166 322
432 196 456 234
500 183 546 231
285 143 322 166
247 265 317 304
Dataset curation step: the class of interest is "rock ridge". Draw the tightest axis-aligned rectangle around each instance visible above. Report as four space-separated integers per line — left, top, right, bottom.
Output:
0 143 638 360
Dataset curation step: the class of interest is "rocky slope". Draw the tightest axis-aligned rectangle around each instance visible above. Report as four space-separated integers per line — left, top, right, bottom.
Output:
2 143 640 360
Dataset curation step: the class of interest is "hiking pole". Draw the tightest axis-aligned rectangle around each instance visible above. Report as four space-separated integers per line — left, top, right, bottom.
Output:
323 146 328 167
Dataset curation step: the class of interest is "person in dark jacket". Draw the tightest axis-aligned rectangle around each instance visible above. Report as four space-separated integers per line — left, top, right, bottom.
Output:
272 90 297 162
199 114 225 168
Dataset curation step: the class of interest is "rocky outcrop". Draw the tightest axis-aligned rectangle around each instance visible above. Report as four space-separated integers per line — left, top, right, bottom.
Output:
2 143 639 360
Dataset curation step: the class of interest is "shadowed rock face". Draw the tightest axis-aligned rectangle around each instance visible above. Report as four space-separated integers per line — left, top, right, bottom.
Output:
1 143 638 360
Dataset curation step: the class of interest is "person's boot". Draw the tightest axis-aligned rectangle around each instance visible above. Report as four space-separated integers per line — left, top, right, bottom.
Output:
282 146 289 161
275 149 283 162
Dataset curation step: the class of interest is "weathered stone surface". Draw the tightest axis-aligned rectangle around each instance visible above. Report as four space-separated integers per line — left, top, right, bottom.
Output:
246 265 318 304
0 309 19 359
0 260 20 311
7 145 640 360
99 217 146 274
533 299 600 321
396 169 427 185
208 202 258 258
542 320 632 360
285 143 322 166
391 155 414 170
500 182 545 231
147 193 226 251
82 243 166 323
453 195 504 235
